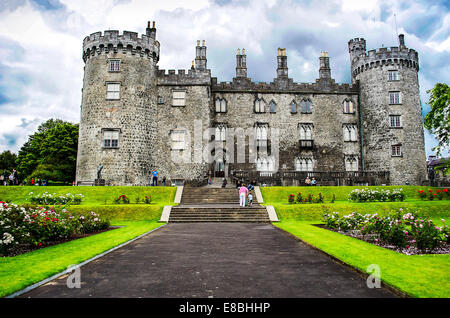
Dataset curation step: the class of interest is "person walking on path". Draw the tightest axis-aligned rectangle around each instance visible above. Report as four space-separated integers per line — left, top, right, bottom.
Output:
151 169 158 186
239 183 248 207
305 176 311 186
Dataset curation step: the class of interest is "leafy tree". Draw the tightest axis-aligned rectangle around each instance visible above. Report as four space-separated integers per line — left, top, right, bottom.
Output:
424 83 449 156
424 83 449 176
0 150 17 172
16 119 79 183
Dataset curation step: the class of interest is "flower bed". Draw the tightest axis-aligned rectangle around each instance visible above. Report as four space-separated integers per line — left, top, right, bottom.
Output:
0 201 109 256
288 192 326 204
347 188 405 202
322 210 449 255
418 188 448 200
28 192 85 205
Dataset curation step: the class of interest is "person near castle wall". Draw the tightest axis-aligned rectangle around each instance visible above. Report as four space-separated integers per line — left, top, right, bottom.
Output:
151 169 159 186
305 176 311 186
162 176 166 186
311 178 317 186
239 183 249 207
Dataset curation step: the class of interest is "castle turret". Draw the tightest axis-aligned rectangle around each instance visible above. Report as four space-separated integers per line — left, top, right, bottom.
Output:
76 22 160 185
236 48 247 78
349 34 427 185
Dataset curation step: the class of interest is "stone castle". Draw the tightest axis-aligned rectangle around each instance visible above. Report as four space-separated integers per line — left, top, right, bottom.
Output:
75 22 427 186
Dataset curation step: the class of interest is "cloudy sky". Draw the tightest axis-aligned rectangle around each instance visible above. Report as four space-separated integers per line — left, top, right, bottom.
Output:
0 0 448 157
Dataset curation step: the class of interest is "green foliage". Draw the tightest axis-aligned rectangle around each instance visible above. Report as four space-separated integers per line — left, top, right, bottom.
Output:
424 83 449 158
16 119 79 183
0 150 17 171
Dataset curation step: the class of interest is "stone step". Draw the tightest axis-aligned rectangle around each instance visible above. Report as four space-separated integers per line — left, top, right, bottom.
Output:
169 219 270 223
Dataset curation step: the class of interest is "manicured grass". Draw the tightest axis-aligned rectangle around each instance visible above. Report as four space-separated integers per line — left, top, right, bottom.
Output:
0 186 177 206
264 186 450 297
260 185 447 203
274 220 450 298
0 220 164 298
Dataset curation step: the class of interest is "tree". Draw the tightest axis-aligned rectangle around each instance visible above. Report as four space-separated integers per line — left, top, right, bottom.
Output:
0 150 17 172
424 83 449 156
16 119 79 183
424 83 449 176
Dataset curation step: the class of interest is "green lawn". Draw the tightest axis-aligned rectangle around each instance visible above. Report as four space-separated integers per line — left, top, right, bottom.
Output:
0 186 177 206
0 186 176 298
262 186 450 298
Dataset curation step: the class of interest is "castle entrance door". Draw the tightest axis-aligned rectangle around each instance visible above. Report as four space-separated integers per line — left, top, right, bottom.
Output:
212 148 228 178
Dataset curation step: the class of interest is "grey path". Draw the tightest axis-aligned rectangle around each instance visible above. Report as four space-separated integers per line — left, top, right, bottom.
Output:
19 223 395 298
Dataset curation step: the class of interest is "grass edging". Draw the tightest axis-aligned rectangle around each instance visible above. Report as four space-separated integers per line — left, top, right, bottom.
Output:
3 223 167 298
272 224 409 298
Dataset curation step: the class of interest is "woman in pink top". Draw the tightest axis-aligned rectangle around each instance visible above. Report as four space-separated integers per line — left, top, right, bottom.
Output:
239 184 248 207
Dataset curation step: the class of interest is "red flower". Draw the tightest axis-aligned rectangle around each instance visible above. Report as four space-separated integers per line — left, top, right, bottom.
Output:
444 189 448 193
434 193 437 196
429 190 432 192
38 242 42 246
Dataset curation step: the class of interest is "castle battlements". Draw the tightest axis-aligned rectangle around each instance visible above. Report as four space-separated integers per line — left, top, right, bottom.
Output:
211 77 358 94
348 35 419 78
82 29 160 63
156 68 211 86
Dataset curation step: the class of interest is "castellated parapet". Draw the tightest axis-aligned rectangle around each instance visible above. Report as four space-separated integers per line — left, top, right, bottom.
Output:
82 28 160 63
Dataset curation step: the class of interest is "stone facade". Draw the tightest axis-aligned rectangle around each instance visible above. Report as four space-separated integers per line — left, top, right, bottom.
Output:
76 22 427 186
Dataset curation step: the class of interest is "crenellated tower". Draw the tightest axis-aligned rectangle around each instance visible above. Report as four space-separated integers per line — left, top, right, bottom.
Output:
76 22 160 185
348 34 427 185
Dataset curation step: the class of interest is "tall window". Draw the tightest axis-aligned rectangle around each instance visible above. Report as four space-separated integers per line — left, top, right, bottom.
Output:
256 124 268 152
389 91 401 104
215 98 227 113
106 83 120 100
295 158 313 172
389 115 402 128
343 125 357 141
215 126 227 141
388 70 398 81
343 100 355 113
391 145 402 157
172 90 186 107
301 99 311 113
103 130 119 148
171 130 186 150
270 100 276 113
345 156 358 171
109 60 120 72
299 124 313 140
254 98 266 113
291 100 297 113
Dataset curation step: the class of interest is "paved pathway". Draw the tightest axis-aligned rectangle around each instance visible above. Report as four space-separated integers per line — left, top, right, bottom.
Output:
19 223 395 298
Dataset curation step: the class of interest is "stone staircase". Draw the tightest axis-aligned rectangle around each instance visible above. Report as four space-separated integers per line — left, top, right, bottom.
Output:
169 187 270 223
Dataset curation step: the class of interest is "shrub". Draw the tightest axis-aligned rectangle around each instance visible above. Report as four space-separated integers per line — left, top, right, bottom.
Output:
296 192 303 204
348 188 405 202
144 195 152 204
114 195 130 204
418 190 427 200
288 194 295 204
0 202 110 255
28 192 84 205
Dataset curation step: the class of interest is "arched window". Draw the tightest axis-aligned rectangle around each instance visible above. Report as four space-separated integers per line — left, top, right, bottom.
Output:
215 98 227 113
295 158 313 171
255 98 266 113
257 157 274 171
343 125 357 141
345 156 358 171
300 124 313 140
343 100 355 114
301 99 312 113
290 100 297 113
215 126 226 141
270 100 276 113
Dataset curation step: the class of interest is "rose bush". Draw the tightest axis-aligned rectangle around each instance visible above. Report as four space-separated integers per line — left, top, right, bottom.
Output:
0 201 109 255
28 192 84 205
348 188 405 202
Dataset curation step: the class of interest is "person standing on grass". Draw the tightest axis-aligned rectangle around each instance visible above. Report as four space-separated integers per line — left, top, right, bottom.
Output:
151 169 158 186
239 183 248 207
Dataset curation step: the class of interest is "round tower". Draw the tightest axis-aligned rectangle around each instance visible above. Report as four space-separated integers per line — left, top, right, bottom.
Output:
348 35 427 185
76 22 160 185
